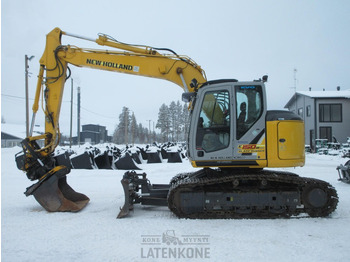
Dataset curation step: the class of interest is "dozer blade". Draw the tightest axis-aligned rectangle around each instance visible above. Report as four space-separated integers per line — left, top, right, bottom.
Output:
25 166 90 212
117 176 134 218
117 171 170 218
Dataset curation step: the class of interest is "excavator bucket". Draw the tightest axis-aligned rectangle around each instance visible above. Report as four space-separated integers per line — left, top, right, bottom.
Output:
115 153 141 170
167 152 183 163
95 151 113 169
25 166 90 212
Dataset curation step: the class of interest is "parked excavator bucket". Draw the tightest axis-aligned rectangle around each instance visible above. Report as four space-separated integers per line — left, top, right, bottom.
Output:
147 152 162 163
95 151 113 169
160 148 168 159
54 151 72 168
70 152 94 169
25 165 90 212
167 152 183 163
115 153 141 170
131 152 142 164
137 147 148 161
337 160 350 184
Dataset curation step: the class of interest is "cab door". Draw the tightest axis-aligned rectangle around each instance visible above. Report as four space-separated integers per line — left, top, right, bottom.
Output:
189 83 233 166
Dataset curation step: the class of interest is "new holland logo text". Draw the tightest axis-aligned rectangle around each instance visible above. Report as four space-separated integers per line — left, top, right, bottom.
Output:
86 59 138 72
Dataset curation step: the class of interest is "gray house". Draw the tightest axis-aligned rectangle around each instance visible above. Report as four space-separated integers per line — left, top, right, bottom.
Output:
73 124 112 145
284 88 350 149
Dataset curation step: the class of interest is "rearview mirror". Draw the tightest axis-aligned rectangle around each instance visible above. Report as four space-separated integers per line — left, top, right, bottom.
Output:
182 92 196 103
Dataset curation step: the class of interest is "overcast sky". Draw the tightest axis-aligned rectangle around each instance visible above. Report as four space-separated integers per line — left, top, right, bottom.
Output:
1 0 349 136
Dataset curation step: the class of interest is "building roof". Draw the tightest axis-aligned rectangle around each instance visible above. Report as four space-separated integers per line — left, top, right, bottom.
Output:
297 90 350 99
1 123 44 140
284 89 350 108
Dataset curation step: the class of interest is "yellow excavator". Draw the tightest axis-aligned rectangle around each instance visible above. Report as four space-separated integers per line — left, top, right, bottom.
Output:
16 28 338 219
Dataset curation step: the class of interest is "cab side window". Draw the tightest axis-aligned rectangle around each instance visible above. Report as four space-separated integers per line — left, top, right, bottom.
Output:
236 86 263 139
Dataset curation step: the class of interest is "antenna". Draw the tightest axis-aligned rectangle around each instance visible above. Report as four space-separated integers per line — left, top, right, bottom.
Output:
294 68 297 114
294 68 297 92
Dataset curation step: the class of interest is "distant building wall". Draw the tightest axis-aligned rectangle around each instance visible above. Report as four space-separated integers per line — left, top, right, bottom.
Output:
315 98 350 143
285 91 350 148
1 133 22 148
74 124 110 144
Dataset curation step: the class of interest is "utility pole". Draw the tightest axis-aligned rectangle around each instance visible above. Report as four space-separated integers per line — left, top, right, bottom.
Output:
77 86 81 146
294 68 297 114
153 121 155 142
70 78 73 148
147 120 151 143
131 111 135 146
25 55 34 137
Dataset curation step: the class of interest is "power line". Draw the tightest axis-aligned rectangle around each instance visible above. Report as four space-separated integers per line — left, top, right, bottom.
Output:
1 94 32 100
2 93 117 120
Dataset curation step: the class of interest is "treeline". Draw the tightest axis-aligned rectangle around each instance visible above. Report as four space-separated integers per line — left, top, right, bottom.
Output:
156 101 189 142
112 101 189 144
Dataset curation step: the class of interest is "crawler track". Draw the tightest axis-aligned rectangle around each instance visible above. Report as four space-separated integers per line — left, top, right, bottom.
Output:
167 169 338 219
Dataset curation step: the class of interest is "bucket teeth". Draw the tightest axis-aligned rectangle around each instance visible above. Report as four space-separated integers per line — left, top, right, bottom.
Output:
25 166 90 212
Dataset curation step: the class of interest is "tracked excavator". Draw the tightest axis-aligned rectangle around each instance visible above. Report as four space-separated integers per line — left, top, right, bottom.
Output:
16 28 338 219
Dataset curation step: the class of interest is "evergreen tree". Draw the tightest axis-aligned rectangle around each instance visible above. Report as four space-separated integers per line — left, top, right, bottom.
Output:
168 101 177 141
174 101 183 141
113 107 131 144
156 103 170 142
137 123 147 144
181 103 190 141
168 101 183 141
130 112 137 145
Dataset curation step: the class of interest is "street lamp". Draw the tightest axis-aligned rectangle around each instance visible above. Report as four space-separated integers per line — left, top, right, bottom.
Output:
25 55 35 137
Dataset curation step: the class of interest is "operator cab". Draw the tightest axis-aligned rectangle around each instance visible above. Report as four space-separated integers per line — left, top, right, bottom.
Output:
186 79 267 168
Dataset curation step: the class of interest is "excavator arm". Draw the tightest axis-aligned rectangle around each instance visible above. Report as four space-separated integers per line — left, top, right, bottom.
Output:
16 27 206 212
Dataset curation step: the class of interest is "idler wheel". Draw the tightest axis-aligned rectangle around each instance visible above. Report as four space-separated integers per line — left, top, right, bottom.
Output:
303 185 329 217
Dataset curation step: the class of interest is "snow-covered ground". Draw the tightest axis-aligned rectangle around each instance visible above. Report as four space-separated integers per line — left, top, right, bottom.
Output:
2 147 350 262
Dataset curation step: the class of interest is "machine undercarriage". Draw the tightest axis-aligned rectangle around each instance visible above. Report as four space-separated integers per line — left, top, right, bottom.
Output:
118 169 338 219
